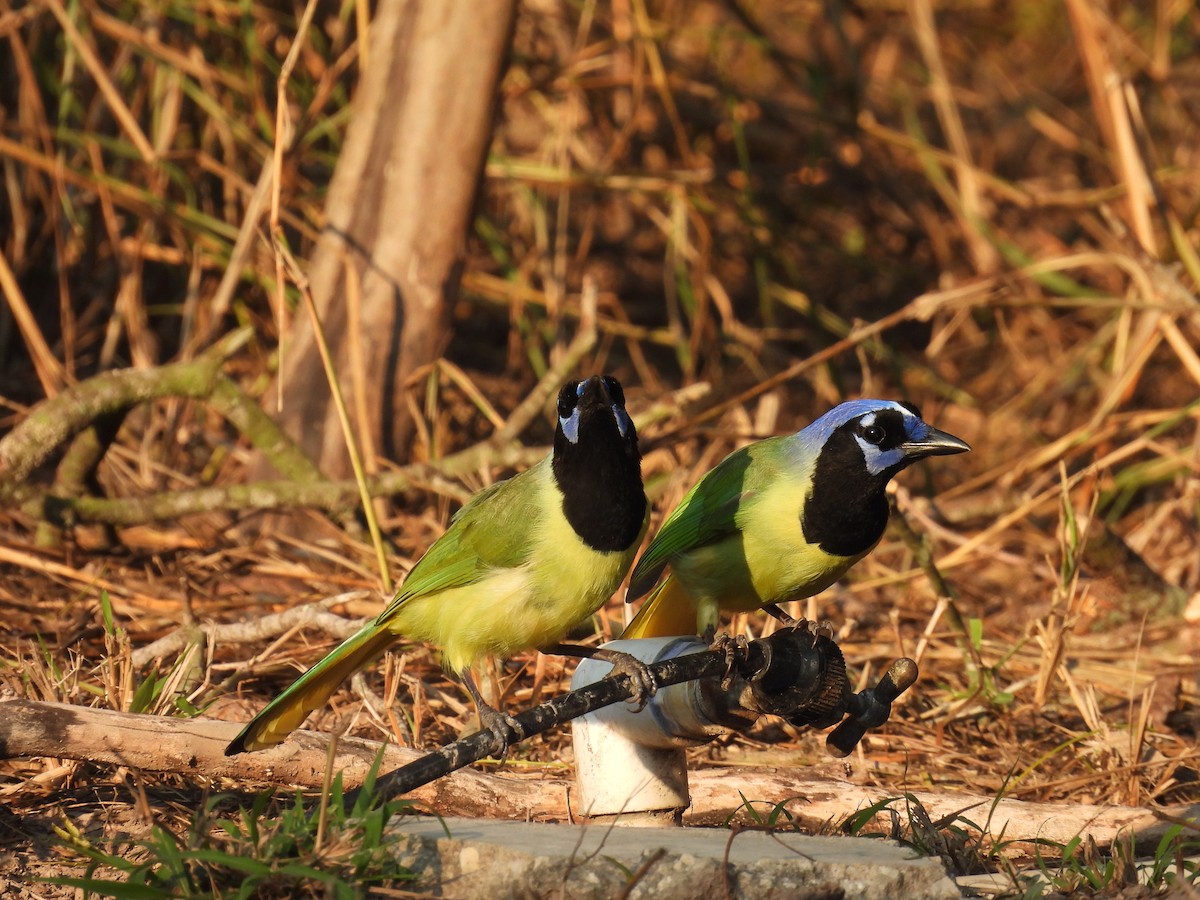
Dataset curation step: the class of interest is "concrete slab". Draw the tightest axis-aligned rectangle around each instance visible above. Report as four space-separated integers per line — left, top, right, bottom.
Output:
390 815 961 899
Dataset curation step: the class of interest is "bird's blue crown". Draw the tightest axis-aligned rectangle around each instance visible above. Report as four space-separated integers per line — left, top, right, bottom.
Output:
795 399 912 444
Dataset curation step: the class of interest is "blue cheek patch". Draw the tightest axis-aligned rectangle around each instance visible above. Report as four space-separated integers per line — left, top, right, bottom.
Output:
559 410 580 444
612 404 632 437
856 438 905 475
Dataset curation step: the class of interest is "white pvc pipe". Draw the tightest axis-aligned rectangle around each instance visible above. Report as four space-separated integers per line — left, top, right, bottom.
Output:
570 637 721 825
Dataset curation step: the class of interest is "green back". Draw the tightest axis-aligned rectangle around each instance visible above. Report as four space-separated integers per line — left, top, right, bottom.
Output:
375 459 549 624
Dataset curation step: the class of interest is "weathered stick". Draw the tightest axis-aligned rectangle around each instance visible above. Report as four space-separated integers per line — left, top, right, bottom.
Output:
1 698 1191 851
0 698 551 819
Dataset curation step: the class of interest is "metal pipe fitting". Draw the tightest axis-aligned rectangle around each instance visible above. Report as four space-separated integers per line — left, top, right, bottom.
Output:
570 630 917 825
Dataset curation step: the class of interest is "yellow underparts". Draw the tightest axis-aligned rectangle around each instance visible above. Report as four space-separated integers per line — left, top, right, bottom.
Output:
393 473 645 673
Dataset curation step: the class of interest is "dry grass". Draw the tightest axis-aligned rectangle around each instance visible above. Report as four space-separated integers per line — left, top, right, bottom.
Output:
1 0 1199 893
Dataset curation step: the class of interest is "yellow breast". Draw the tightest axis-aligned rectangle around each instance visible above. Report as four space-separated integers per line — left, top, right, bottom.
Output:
671 478 863 615
395 470 645 672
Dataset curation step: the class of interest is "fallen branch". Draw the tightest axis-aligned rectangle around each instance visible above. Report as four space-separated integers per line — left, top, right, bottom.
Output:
0 698 1191 851
0 698 549 820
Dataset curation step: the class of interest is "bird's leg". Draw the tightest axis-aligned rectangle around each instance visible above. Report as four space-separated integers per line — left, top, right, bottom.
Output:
460 669 521 756
540 643 658 711
763 603 808 631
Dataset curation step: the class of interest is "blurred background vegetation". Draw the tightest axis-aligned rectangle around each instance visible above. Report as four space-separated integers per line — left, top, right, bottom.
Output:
2 0 1199 891
5 1 1195 418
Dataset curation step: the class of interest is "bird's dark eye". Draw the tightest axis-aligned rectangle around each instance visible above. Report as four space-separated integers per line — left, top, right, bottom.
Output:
557 384 578 418
862 424 885 445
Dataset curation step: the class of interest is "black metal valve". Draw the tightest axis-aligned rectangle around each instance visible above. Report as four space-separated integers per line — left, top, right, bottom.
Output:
825 657 919 757
739 627 850 726
709 626 918 756
355 626 920 808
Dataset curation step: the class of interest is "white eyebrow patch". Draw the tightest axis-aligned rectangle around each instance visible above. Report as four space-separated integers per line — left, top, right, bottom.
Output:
559 411 580 443
612 404 632 437
860 412 877 427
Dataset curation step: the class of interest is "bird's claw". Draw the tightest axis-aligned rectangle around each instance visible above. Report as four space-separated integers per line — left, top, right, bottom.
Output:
602 651 659 712
777 616 834 640
709 631 750 690
476 703 522 758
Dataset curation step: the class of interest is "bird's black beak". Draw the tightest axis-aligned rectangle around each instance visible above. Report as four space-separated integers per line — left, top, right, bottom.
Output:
560 375 635 442
902 426 971 459
577 375 618 409
578 376 606 406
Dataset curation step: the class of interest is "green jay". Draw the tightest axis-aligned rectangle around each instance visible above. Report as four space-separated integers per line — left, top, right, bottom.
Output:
621 399 969 640
227 375 648 755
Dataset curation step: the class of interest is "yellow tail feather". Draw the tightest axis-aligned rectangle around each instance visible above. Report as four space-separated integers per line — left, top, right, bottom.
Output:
227 625 398 754
620 577 699 640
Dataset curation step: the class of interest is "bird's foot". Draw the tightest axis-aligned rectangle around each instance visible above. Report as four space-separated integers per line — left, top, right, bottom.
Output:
778 617 835 642
708 631 750 690
812 619 835 640
764 606 837 640
591 648 658 712
475 701 522 758
461 669 522 757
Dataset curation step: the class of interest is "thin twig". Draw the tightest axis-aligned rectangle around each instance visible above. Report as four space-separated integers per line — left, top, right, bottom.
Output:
41 0 156 163
131 592 373 667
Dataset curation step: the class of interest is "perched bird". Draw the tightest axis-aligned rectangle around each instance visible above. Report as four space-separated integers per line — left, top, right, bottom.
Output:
227 375 649 755
621 399 969 640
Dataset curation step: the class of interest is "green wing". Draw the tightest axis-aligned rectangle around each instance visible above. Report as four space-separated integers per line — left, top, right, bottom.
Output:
627 436 790 600
375 460 547 624
225 459 551 755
